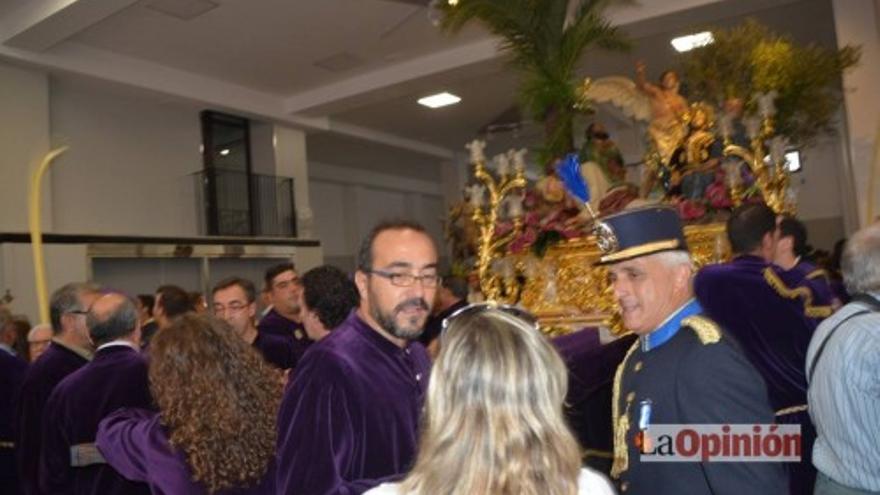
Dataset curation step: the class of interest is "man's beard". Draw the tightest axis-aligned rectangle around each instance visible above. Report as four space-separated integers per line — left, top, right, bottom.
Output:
369 296 430 341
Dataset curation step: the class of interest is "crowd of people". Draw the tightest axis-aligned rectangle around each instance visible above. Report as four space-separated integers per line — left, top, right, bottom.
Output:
0 207 877 495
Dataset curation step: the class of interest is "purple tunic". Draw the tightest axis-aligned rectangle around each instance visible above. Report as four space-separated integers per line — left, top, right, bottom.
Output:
782 260 836 308
1 348 28 492
552 331 637 472
694 255 824 494
251 332 298 370
257 309 311 362
276 312 431 495
40 345 153 495
16 341 90 495
96 409 275 495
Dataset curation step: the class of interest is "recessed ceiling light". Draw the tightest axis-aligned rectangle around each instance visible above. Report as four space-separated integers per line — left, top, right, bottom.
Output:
219 149 230 156
671 31 714 52
418 92 461 109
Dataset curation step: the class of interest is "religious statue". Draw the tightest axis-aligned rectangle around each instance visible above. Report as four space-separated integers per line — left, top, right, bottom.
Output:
635 61 691 169
578 122 639 215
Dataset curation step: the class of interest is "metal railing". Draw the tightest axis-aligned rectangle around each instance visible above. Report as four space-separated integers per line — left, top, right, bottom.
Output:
193 168 297 237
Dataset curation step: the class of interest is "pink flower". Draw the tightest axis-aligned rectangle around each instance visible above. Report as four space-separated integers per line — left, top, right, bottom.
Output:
509 228 538 254
705 181 732 209
677 199 707 221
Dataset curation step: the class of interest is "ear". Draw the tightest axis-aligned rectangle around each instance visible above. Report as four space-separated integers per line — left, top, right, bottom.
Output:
247 302 257 320
355 271 369 302
671 262 693 294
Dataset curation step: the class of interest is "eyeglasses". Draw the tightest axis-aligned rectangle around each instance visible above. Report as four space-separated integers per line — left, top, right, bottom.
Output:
441 302 539 333
67 310 89 316
367 270 440 288
212 302 250 315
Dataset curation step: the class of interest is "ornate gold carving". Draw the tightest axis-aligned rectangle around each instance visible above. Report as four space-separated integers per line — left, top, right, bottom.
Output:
681 315 722 345
515 223 729 334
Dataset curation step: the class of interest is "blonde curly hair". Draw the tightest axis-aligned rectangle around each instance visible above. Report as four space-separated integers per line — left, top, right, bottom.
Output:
148 314 281 493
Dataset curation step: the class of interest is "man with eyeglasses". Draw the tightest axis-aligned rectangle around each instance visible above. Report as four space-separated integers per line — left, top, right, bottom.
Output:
258 262 311 362
212 277 298 370
16 282 101 495
277 219 437 495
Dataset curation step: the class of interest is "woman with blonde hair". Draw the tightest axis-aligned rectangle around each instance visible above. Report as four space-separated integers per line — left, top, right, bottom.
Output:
367 305 614 495
97 314 279 494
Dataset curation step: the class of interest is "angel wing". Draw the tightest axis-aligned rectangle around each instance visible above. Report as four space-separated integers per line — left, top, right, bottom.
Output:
576 76 651 122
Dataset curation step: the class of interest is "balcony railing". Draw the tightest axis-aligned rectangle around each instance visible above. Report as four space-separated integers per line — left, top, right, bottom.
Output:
193 168 297 237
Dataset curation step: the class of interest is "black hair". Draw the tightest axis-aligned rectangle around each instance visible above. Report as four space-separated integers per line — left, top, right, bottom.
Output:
301 265 360 331
726 203 777 255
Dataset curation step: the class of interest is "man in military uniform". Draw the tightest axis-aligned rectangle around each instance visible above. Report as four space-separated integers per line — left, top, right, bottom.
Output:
598 206 786 494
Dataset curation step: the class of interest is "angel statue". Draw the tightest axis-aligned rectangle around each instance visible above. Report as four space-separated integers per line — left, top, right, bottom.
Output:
635 61 690 168
577 62 692 195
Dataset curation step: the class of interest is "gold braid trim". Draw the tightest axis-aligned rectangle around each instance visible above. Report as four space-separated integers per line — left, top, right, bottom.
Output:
583 449 614 460
806 269 829 281
610 340 640 479
681 315 721 345
763 268 834 319
775 404 808 416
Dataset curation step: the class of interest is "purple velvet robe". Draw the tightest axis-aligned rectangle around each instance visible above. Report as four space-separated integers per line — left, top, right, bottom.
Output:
1 348 28 493
552 330 637 474
276 312 431 495
257 309 311 362
16 341 90 495
251 332 298 370
40 345 153 495
96 408 275 495
782 260 836 308
694 255 823 494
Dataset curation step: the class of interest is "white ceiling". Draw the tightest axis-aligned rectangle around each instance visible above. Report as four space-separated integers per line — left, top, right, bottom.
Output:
0 0 838 169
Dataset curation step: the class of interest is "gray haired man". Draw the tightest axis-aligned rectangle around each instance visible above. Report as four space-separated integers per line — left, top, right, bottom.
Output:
807 223 880 494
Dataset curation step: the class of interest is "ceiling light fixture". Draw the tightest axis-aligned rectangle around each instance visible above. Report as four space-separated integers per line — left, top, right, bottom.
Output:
418 92 461 109
670 31 714 52
219 148 230 156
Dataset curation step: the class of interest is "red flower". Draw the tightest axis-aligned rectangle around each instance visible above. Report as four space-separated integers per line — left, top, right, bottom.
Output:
677 199 707 221
705 181 732 209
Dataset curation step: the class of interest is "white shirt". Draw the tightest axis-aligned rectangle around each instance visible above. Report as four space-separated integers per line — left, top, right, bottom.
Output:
364 468 615 495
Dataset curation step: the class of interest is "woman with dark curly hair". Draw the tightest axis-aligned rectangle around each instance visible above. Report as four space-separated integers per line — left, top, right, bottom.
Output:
96 314 280 494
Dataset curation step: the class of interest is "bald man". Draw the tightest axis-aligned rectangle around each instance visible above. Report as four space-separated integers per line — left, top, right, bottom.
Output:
40 293 152 495
27 324 52 363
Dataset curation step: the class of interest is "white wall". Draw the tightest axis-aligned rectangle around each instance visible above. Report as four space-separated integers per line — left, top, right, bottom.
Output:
309 161 446 271
0 63 51 232
1 243 89 325
49 77 202 236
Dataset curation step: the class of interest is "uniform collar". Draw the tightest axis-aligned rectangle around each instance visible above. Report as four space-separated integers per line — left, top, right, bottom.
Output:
640 298 702 352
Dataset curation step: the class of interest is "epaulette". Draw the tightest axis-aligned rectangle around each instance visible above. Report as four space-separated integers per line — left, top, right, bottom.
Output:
681 315 721 345
763 267 834 318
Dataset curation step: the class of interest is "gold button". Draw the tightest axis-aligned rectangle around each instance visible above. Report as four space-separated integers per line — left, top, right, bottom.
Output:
621 481 629 492
626 392 635 403
634 362 643 372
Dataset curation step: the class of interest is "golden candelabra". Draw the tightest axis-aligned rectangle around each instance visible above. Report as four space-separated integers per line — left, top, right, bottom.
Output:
719 92 796 214
465 141 527 304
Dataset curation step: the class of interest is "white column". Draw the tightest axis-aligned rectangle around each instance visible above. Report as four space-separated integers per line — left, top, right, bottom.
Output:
0 62 51 231
832 0 880 229
272 125 314 239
